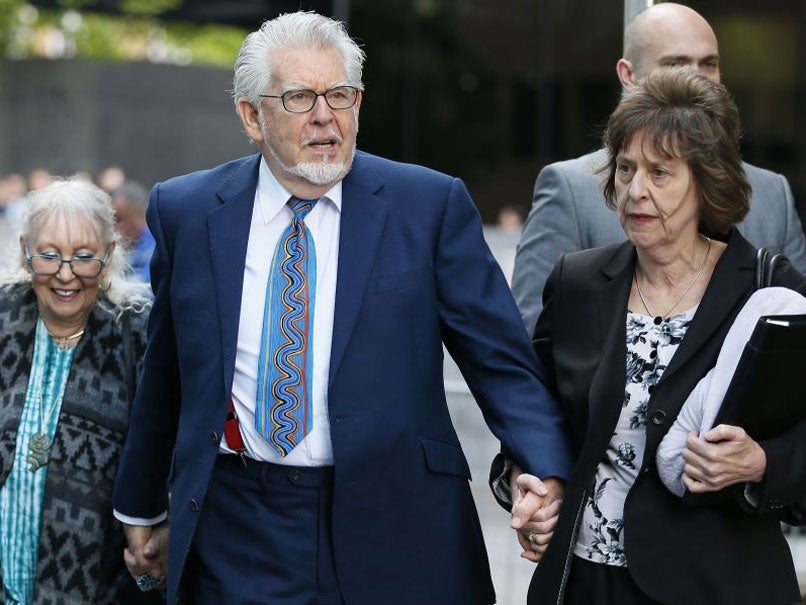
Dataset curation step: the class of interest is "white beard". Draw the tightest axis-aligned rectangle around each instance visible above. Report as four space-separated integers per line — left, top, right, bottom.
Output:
259 114 355 187
283 157 351 186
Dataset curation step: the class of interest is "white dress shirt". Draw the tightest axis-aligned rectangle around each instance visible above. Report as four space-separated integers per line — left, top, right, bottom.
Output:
113 159 341 525
221 158 340 466
114 159 341 526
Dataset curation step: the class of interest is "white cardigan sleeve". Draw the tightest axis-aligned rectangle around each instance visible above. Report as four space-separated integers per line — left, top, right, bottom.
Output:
657 287 806 497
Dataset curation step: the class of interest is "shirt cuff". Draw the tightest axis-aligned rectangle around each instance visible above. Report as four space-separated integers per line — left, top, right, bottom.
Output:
113 509 168 526
743 482 763 510
491 456 515 509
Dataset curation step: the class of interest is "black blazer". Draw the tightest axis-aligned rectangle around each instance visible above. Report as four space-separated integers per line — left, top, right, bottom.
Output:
528 231 806 605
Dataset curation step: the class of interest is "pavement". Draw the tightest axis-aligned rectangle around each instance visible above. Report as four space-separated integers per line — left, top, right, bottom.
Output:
444 226 806 604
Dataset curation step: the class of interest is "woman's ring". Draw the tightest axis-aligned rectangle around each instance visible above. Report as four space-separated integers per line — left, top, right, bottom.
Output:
135 573 165 591
527 531 540 545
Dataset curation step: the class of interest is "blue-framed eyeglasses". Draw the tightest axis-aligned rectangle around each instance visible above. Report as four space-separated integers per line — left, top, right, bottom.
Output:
24 245 110 278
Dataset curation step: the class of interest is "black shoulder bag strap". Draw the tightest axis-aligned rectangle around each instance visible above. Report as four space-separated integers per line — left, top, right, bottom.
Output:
755 247 785 290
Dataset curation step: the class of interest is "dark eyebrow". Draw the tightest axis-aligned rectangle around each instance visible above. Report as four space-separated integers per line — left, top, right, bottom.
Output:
659 54 691 65
658 54 719 66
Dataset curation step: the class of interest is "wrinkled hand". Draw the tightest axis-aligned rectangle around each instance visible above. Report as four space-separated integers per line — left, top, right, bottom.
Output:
123 523 168 591
510 467 565 562
682 425 766 493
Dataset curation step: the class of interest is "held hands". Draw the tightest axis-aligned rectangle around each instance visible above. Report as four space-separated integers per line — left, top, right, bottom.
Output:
509 467 565 562
682 424 767 493
123 523 169 592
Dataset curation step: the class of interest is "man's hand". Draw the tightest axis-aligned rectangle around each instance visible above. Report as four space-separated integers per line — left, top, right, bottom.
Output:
682 424 767 493
123 523 169 591
509 468 565 562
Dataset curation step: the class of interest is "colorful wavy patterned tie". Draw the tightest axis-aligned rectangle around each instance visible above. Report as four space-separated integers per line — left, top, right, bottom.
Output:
256 197 317 456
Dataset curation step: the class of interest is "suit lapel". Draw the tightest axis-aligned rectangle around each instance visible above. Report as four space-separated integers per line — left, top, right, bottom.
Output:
657 231 754 385
329 154 389 387
586 244 635 439
642 231 754 454
576 233 754 461
208 155 261 393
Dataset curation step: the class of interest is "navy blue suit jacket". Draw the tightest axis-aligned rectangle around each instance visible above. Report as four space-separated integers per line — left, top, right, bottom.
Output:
112 151 572 604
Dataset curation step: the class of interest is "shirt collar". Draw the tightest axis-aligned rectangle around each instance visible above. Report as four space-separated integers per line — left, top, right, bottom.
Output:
257 156 343 220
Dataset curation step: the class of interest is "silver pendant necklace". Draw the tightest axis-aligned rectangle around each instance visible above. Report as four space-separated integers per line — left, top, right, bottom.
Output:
27 432 51 472
634 236 712 321
28 389 60 472
27 344 67 472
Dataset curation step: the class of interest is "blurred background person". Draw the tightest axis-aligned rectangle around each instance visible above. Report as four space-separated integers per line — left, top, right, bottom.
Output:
26 168 52 192
111 181 155 283
73 170 94 183
0 173 27 215
0 173 28 236
97 166 126 194
495 205 525 234
509 69 806 604
0 178 157 603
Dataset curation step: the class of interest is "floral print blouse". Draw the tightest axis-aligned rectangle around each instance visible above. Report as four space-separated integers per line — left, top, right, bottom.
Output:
573 306 696 566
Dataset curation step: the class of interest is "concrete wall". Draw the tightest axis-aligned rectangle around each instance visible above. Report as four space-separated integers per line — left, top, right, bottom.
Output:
0 59 254 187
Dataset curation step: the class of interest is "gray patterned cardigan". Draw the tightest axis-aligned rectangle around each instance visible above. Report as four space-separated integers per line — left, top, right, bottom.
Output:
0 283 149 604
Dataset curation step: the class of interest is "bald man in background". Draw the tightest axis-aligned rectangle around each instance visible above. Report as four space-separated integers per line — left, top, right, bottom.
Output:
512 2 806 334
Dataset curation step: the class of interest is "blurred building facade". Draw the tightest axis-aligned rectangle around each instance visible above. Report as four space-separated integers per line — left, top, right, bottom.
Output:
1 0 804 229
0 59 253 186
351 0 806 227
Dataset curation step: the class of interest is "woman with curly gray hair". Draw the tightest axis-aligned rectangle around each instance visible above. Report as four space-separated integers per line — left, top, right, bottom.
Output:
0 178 159 603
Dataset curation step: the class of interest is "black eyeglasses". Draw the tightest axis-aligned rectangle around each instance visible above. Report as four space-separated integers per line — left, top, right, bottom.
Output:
259 86 360 113
24 246 110 278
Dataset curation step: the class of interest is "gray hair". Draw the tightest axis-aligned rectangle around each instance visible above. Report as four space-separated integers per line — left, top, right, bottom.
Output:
232 11 365 106
3 177 152 314
112 180 150 215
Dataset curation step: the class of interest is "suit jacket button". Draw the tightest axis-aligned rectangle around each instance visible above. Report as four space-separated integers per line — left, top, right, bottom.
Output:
289 470 301 482
190 499 199 511
651 410 667 425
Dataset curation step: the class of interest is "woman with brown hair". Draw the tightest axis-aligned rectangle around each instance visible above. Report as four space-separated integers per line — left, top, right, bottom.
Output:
506 68 806 604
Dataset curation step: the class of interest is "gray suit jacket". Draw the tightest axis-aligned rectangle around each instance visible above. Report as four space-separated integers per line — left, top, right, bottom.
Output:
512 148 806 333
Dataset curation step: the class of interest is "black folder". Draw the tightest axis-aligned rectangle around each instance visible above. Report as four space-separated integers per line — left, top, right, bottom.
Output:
717 314 806 441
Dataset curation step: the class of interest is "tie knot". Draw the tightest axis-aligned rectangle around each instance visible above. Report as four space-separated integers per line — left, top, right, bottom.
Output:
289 197 317 220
